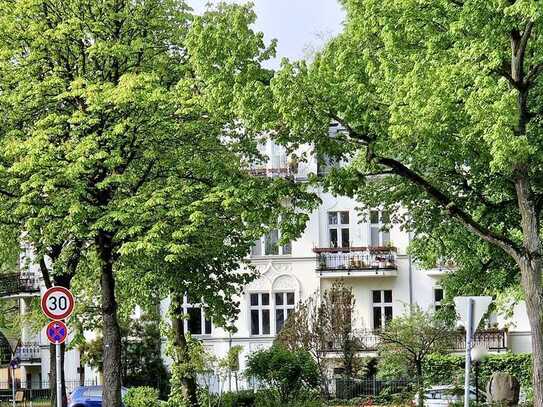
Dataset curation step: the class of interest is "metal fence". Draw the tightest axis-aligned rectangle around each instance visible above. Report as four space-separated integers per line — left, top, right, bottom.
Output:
0 380 100 402
323 377 413 400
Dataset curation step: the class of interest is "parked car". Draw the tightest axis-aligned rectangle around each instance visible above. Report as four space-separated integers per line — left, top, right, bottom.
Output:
68 385 128 407
414 385 483 407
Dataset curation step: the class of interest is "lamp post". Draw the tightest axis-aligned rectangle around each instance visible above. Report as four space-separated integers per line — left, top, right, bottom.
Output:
471 346 488 405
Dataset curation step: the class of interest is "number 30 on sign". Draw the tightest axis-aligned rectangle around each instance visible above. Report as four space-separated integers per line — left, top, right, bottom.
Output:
41 286 75 320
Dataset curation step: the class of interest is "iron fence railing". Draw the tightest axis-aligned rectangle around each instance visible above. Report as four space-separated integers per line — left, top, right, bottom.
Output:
322 329 507 353
314 247 397 273
0 273 40 297
15 343 41 363
323 377 413 400
451 329 507 352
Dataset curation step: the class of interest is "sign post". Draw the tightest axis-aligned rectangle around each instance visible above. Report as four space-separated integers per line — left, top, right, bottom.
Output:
9 357 19 407
46 320 68 407
454 296 492 407
42 287 74 407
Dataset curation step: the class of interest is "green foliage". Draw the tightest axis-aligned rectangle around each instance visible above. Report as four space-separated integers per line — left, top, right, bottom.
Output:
377 307 453 380
123 386 160 407
424 353 533 396
220 390 257 407
245 345 320 404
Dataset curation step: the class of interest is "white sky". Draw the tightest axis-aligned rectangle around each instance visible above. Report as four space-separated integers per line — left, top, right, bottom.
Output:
187 0 346 68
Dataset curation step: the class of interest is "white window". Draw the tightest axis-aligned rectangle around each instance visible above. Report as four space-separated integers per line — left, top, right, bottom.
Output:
251 230 292 256
328 211 350 248
183 295 212 335
434 288 444 312
250 293 271 336
372 290 393 330
275 292 295 333
369 210 390 247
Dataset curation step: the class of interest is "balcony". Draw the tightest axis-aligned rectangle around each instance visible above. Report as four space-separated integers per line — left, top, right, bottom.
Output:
425 258 456 277
248 163 309 181
315 247 398 277
16 343 41 364
0 273 40 298
322 329 507 353
321 329 507 354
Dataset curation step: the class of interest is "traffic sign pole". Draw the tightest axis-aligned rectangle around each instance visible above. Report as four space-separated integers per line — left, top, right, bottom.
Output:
464 298 473 407
41 286 74 407
56 341 61 407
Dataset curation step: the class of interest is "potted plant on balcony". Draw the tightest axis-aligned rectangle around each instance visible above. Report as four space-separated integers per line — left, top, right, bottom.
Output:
319 256 327 270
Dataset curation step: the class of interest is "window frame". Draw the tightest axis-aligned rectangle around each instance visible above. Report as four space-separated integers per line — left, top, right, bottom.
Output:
434 287 444 312
371 290 393 330
249 292 271 336
182 295 212 336
369 210 391 247
274 291 296 333
249 291 296 336
328 211 351 248
251 230 292 256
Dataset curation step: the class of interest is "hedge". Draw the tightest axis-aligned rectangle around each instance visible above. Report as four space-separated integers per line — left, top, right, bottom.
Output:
424 353 532 393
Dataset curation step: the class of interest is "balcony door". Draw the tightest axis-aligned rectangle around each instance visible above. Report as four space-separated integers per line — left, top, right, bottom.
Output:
328 211 350 248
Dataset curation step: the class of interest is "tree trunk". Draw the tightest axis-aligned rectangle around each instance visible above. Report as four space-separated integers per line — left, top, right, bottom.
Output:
97 230 122 407
170 293 199 407
416 360 424 407
518 257 543 407
514 174 543 407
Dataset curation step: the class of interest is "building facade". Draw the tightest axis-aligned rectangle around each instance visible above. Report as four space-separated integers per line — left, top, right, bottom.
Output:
0 139 533 391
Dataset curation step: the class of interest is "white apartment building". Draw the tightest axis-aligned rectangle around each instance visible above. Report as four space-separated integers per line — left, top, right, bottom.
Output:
0 137 533 391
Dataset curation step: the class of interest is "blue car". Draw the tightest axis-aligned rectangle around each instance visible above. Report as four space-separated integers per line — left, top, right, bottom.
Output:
68 386 128 407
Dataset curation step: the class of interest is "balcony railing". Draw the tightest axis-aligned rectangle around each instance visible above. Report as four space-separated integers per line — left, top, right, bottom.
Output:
321 329 507 353
248 164 309 181
451 329 507 352
16 343 41 363
315 247 397 273
0 273 40 297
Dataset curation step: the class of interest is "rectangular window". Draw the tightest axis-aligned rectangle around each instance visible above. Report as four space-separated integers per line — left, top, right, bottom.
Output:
251 241 262 256
369 210 391 246
250 293 271 336
183 295 212 335
328 211 350 248
274 292 296 333
265 230 279 255
252 230 292 256
372 290 393 330
329 229 338 248
434 288 444 311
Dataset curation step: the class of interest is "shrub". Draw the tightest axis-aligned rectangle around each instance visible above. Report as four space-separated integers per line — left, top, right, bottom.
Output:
424 352 532 399
221 390 257 407
123 386 160 407
246 345 320 403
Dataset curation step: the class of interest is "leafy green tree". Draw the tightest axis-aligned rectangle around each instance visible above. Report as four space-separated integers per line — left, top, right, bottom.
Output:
226 2 543 405
376 308 453 407
245 345 320 404
0 2 316 407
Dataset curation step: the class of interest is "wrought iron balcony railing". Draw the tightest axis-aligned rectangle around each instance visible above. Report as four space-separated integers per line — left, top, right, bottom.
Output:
16 343 41 363
320 329 507 353
0 273 40 297
315 247 397 273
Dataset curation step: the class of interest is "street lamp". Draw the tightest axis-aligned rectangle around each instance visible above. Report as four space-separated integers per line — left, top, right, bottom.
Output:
471 345 488 405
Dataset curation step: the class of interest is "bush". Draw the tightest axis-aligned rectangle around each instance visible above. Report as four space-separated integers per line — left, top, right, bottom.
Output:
123 386 160 407
221 390 257 407
424 352 532 399
245 345 320 404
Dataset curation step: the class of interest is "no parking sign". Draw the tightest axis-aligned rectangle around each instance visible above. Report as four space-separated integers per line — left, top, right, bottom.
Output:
46 320 68 345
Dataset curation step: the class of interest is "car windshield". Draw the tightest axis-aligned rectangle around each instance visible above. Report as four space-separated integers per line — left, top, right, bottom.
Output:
82 388 102 397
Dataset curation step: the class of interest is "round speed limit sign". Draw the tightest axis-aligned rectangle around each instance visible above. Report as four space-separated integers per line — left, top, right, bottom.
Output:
41 286 75 320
